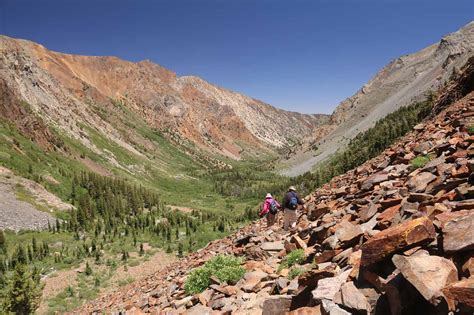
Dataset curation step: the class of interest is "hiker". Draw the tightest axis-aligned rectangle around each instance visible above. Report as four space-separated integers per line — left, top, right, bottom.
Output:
282 186 304 230
259 193 281 227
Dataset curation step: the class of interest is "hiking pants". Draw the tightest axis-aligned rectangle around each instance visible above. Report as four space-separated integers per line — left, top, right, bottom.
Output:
284 208 297 230
266 212 276 227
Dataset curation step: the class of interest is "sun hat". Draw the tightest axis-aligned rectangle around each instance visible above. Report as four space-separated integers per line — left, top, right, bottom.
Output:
288 186 297 192
265 193 272 198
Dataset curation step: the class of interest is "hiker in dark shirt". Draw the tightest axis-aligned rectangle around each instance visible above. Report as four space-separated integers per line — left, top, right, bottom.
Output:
282 186 304 230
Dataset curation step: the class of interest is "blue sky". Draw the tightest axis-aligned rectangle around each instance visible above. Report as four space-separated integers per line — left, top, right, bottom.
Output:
0 1 473 114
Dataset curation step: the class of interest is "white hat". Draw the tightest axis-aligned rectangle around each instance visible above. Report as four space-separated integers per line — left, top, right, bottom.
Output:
288 186 297 192
265 193 272 199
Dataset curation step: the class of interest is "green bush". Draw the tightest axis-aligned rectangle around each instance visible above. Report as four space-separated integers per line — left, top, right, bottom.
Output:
468 124 474 135
288 266 305 280
287 249 305 267
278 249 306 273
410 156 430 170
184 255 245 295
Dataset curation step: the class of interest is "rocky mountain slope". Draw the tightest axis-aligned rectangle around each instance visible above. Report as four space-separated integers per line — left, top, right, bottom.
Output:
282 20 474 176
75 58 474 314
0 35 328 161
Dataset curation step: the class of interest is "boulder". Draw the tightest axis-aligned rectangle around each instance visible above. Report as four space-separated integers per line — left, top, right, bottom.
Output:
286 306 322 315
262 295 293 315
443 276 474 308
360 171 389 191
308 205 329 221
360 217 436 266
392 251 458 305
340 281 371 312
311 269 351 302
186 304 213 315
462 257 474 277
377 204 401 229
291 235 308 250
358 203 379 222
442 212 474 253
240 270 269 293
320 299 351 315
406 172 437 192
298 269 336 288
261 241 285 252
334 221 363 245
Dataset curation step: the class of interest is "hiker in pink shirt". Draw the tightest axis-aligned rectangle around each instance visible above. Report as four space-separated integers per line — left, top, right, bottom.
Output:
259 193 281 227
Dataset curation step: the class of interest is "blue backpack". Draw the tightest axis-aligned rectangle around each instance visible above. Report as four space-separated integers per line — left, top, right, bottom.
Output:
288 192 298 209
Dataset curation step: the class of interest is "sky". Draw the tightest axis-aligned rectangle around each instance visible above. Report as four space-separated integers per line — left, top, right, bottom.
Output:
0 1 473 114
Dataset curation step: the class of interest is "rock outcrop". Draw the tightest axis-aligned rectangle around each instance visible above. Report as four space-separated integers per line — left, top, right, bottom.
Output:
282 20 474 176
75 61 474 314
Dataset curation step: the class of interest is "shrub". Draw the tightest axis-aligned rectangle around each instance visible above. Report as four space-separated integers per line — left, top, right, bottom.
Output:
278 249 306 273
288 266 305 280
410 156 430 170
468 124 474 135
184 255 245 295
286 249 305 267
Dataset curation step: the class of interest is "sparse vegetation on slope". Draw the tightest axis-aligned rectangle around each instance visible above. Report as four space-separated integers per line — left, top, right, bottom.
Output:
184 255 245 294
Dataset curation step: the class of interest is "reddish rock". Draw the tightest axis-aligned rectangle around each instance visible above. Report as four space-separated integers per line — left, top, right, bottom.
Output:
340 281 371 312
442 212 474 253
358 203 379 222
297 269 336 288
442 277 474 308
462 257 474 277
291 235 308 250
262 295 293 315
307 204 329 221
377 204 401 229
360 171 389 191
335 220 363 244
240 270 269 293
311 269 351 302
285 306 321 315
313 249 342 264
406 172 437 192
392 251 458 305
360 217 436 266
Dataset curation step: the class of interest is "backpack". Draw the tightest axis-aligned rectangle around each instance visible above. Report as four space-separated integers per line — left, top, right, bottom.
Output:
288 192 298 210
268 200 278 215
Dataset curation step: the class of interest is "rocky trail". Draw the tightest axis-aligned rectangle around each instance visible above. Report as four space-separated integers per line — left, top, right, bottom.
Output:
75 69 474 314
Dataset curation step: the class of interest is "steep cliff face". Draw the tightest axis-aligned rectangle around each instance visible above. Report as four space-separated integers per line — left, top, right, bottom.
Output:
282 21 474 176
0 35 328 161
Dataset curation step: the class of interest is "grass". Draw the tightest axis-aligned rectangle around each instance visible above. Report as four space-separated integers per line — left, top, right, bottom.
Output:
410 155 431 170
15 184 53 213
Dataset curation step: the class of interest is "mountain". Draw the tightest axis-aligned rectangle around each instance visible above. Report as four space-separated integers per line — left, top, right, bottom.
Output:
0 35 328 162
282 20 474 176
76 56 474 314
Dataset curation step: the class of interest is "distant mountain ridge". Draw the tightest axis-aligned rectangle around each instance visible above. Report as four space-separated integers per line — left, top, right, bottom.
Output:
0 35 328 161
282 20 474 176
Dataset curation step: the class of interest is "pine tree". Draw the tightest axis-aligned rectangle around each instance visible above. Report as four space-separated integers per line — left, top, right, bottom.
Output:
85 262 92 276
177 243 183 258
121 250 128 262
4 263 41 314
0 230 7 254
